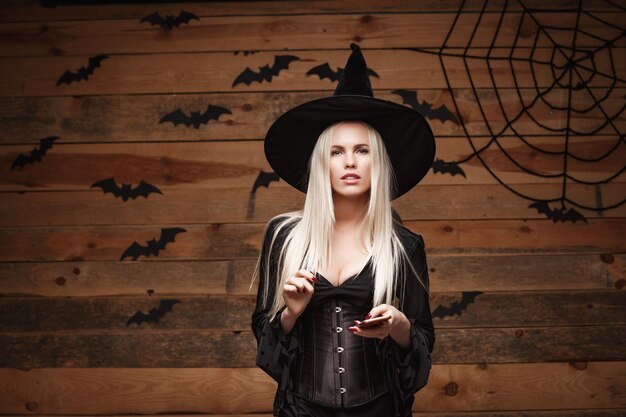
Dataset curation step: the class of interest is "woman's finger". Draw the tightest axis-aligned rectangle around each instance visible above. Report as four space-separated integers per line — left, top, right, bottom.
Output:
284 284 299 295
295 269 318 284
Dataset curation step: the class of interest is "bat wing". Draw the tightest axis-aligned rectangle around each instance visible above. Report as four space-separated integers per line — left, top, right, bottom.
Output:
39 136 58 153
306 63 340 82
366 68 380 78
126 310 150 326
155 228 186 250
432 158 466 177
232 67 261 87
56 69 81 86
395 90 432 115
160 109 192 126
91 177 122 197
140 12 165 26
174 11 199 25
87 54 108 73
563 207 588 224
528 201 551 218
201 105 232 124
120 241 151 261
156 299 182 319
252 170 280 194
10 153 32 171
429 103 461 124
131 180 163 199
432 291 481 319
269 55 300 76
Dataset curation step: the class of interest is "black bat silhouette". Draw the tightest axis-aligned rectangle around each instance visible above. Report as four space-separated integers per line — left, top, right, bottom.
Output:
11 136 59 171
159 104 232 129
306 63 380 82
120 227 186 261
391 89 461 125
140 11 199 30
126 299 182 326
432 291 482 320
90 177 163 202
252 170 280 194
529 201 588 224
56 54 108 86
431 158 466 177
232 55 300 87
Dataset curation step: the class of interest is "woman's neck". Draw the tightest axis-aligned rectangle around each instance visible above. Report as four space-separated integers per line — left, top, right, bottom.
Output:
332 193 368 227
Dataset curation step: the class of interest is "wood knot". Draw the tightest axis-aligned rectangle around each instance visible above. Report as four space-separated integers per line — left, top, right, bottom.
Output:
443 225 453 233
55 276 66 286
569 361 588 370
519 225 531 233
26 402 38 411
600 253 614 264
444 381 458 396
360 15 373 24
72 267 80 275
614 279 625 290
478 363 487 369
242 103 252 112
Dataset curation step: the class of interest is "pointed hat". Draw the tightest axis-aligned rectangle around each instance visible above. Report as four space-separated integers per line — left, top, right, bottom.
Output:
264 43 436 199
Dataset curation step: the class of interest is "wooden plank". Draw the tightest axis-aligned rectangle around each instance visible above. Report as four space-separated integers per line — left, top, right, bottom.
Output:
1 89 624 142
0 183 624 227
0 0 620 22
0 219 624 261
12 413 618 417
1 11 623 57
1 253 622 298
0 289 624 332
1 325 624 368
2 138 624 191
1 47 624 97
0 363 624 413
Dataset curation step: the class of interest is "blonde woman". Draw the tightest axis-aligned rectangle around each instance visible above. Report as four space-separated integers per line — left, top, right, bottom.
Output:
250 44 436 417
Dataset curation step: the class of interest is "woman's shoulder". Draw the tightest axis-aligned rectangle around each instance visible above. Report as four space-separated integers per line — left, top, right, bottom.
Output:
393 220 425 249
264 213 302 238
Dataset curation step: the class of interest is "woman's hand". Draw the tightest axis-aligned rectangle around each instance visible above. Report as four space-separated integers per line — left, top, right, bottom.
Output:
348 303 411 349
283 269 317 318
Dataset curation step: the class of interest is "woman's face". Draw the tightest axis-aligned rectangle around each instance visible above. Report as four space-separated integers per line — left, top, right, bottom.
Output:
329 122 372 199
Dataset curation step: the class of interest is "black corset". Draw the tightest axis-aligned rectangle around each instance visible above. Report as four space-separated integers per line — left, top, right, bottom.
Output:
290 265 389 408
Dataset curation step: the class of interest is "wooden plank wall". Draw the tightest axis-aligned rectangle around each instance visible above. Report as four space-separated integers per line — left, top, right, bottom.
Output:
0 0 624 415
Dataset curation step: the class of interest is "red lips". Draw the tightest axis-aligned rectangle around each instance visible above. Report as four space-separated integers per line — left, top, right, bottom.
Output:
341 173 361 179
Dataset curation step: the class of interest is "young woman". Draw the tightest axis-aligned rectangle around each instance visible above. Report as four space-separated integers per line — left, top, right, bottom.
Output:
250 44 436 417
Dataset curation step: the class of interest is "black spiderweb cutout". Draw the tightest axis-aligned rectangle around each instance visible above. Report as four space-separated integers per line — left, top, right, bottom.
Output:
407 0 626 223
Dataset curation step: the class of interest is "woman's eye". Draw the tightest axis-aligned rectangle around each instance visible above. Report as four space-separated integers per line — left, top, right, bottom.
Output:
331 150 341 156
357 148 369 154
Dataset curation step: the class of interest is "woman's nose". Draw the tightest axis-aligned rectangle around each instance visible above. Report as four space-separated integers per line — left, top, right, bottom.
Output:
345 154 356 168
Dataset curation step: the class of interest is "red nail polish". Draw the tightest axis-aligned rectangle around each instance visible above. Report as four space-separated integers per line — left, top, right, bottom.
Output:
365 314 372 319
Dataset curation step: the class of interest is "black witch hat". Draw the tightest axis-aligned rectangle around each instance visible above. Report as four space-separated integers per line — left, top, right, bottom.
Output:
264 43 436 199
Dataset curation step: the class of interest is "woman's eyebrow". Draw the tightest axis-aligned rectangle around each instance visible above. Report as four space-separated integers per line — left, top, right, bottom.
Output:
330 144 370 149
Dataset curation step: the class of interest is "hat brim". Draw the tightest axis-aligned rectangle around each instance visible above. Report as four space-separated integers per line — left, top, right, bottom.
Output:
264 95 436 200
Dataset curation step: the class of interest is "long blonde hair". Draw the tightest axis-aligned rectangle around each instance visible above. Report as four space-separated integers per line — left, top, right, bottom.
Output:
251 120 428 319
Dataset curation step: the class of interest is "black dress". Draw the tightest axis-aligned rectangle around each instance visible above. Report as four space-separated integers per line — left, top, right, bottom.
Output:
251 217 435 417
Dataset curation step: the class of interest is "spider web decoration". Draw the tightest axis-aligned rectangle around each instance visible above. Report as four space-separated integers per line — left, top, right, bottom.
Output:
407 0 626 224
